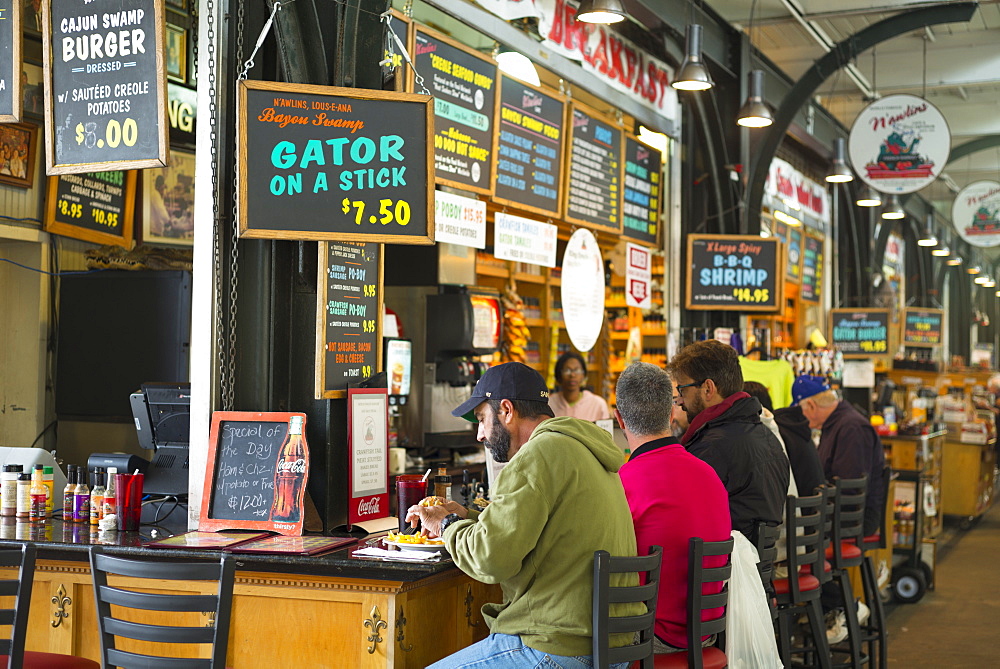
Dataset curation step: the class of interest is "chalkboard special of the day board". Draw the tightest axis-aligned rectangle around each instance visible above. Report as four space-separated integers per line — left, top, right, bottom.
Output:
622 135 663 245
902 308 944 347
42 0 168 174
238 80 434 244
0 0 21 122
564 104 623 232
493 74 565 217
415 27 498 196
800 232 823 302
200 411 308 536
316 241 383 399
830 309 890 358
685 234 783 312
43 171 136 245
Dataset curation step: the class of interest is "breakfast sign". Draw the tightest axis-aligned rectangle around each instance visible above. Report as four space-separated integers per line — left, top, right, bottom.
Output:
238 80 434 243
685 234 783 312
0 0 21 122
41 0 168 174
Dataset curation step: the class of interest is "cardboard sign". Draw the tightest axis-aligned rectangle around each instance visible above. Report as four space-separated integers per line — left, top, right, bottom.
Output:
42 0 168 174
43 171 136 246
622 135 662 244
200 412 309 536
493 74 565 216
348 388 388 525
0 0 21 122
685 234 783 312
625 242 651 309
434 189 486 248
902 308 944 347
830 309 890 358
800 232 823 303
494 212 557 267
564 104 622 232
316 242 383 399
238 80 434 243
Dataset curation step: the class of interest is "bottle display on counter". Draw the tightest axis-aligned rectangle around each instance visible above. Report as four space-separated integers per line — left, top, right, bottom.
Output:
16 473 31 519
73 470 90 523
270 415 307 523
435 467 453 502
103 467 118 520
29 465 47 523
63 466 76 520
1 465 19 517
42 466 55 515
90 469 106 526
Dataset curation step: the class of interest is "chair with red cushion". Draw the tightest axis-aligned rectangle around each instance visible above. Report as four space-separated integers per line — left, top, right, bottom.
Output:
0 543 100 669
857 466 891 669
592 545 662 669
827 475 868 669
773 492 832 669
654 536 733 669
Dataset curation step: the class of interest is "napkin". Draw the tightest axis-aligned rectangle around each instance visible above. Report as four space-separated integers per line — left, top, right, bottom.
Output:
353 546 444 562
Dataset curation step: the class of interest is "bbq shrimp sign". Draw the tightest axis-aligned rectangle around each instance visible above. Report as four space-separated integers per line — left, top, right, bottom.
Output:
848 94 950 195
952 181 1000 248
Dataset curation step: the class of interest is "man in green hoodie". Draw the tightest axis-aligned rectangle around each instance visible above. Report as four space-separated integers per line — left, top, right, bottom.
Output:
406 362 639 668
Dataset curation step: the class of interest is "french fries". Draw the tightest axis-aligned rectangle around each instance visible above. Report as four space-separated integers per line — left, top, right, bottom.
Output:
419 496 445 507
386 530 444 545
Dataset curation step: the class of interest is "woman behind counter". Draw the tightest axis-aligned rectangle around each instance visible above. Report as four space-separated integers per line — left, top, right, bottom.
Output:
548 352 611 421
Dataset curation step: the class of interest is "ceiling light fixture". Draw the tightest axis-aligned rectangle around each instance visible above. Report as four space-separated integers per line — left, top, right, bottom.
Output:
856 186 882 207
494 48 540 86
967 263 982 274
881 195 904 220
575 0 627 24
736 70 773 128
773 210 803 227
948 256 963 266
825 138 853 183
974 275 989 284
917 213 938 246
985 279 997 288
672 25 713 91
931 245 950 257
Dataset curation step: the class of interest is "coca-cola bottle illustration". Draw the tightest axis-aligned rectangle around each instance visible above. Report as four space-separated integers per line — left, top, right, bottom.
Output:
270 415 308 523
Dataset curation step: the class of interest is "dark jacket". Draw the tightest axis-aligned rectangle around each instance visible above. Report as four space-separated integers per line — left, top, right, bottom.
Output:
683 394 790 543
773 404 826 496
818 401 887 536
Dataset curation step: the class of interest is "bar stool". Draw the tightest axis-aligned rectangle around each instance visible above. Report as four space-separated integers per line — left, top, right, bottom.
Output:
0 544 100 669
857 466 892 669
753 521 780 614
827 475 868 669
592 545 662 669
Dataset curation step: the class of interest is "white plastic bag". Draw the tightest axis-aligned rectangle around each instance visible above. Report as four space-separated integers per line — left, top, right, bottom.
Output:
725 530 783 668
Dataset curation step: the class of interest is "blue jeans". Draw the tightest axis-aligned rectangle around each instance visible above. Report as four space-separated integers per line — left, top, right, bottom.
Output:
426 633 629 668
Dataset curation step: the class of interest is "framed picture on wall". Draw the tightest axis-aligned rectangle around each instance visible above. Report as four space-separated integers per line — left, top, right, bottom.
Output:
166 24 187 83
20 62 44 117
142 149 195 245
0 123 38 189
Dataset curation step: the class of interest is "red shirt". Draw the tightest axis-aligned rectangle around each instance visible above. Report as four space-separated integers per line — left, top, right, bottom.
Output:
620 437 731 648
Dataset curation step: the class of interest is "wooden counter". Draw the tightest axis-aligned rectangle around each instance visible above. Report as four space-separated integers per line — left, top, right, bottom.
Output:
941 438 996 523
0 522 498 668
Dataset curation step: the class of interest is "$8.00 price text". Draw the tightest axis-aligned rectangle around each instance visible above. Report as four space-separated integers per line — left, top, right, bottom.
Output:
76 119 139 150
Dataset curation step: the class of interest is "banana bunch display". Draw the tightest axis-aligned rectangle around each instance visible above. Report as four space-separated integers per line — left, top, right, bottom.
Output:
501 284 531 363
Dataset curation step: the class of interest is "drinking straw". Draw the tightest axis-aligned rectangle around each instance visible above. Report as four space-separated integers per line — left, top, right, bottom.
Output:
420 468 432 482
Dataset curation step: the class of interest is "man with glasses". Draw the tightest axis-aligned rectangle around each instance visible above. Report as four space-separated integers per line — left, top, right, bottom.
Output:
667 340 789 544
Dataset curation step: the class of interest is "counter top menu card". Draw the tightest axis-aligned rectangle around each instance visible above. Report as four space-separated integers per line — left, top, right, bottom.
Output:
0 0 20 122
493 75 565 217
622 135 662 244
564 105 622 232
225 535 357 556
144 531 271 550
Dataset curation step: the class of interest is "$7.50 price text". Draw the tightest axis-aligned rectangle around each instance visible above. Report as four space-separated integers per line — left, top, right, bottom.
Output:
342 198 411 226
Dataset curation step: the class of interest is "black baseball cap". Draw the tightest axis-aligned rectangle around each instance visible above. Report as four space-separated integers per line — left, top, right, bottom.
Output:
452 362 551 422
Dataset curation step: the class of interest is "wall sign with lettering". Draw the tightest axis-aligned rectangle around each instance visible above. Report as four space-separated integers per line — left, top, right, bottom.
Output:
785 225 802 283
316 242 383 399
42 0 168 174
830 309 890 358
43 171 136 246
0 0 21 122
685 234 783 312
348 388 388 525
622 135 662 244
238 80 434 243
415 27 497 195
493 74 564 216
902 308 944 347
800 232 823 302
200 411 309 536
167 82 196 148
564 104 622 232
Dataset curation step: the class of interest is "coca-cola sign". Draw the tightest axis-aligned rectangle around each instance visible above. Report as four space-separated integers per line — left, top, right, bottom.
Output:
277 459 307 474
349 388 389 526
357 496 382 517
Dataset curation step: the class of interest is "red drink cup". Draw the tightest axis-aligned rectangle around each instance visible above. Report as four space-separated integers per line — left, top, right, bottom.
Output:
115 473 144 531
395 475 427 532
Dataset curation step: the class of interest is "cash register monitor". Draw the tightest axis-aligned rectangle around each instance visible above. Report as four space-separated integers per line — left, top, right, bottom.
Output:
129 383 190 497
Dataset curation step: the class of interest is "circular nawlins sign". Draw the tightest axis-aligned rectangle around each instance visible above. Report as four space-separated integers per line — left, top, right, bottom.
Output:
848 94 950 195
953 180 1000 248
561 228 606 353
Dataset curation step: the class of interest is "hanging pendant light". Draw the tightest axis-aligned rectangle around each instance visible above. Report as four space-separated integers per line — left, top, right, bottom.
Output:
672 25 713 91
494 47 540 86
881 195 905 219
576 0 627 24
825 138 853 183
967 261 982 274
917 213 938 246
736 70 773 128
947 255 963 266
856 186 882 207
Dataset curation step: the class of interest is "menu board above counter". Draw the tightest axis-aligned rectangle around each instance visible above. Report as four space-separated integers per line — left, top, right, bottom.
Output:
685 234 783 312
0 0 20 122
415 27 497 196
316 242 383 399
42 0 168 174
493 75 565 217
800 232 823 302
830 309 890 358
43 171 136 246
902 308 944 347
622 135 662 245
564 105 622 232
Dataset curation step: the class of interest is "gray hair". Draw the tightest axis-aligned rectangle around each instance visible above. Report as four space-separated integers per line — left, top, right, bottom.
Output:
615 362 672 437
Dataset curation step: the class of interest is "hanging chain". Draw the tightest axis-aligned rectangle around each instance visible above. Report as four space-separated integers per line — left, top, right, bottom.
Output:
239 2 288 81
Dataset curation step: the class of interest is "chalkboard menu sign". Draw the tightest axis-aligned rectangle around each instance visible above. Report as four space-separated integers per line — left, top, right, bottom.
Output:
415 27 498 195
42 0 168 174
830 309 890 358
801 232 823 302
685 234 783 312
238 80 434 244
316 242 383 399
902 308 944 347
0 0 21 122
564 105 623 232
200 411 308 536
493 75 565 216
43 171 136 246
785 226 802 283
622 135 662 244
